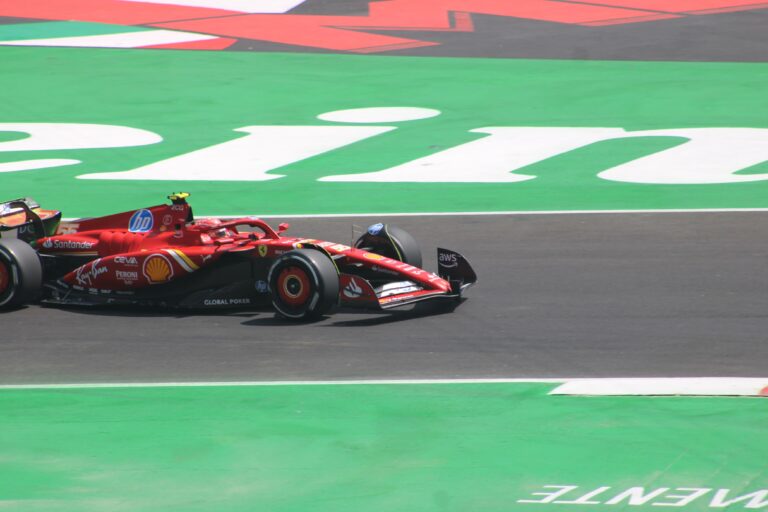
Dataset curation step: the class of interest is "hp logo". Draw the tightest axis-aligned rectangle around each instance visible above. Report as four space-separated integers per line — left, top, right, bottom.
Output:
128 209 154 233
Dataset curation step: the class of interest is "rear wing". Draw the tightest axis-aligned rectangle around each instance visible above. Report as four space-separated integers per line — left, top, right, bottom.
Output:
0 198 61 244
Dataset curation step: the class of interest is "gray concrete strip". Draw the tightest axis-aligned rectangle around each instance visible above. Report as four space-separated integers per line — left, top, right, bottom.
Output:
397 10 768 62
224 9 768 61
2 213 767 385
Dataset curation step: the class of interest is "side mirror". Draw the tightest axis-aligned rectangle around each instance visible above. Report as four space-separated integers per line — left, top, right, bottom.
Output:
277 222 290 233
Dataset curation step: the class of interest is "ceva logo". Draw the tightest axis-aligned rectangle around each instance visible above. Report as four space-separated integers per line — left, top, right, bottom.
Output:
1 107 767 185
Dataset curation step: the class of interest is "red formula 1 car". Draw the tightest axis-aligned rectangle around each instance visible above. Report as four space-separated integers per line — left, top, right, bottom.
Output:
0 193 476 320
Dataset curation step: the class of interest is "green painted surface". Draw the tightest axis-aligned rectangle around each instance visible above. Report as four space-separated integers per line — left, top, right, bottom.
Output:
0 22 148 41
0 383 766 511
0 47 767 217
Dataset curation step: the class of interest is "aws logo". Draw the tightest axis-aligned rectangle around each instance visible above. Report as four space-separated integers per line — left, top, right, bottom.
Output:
2 107 768 185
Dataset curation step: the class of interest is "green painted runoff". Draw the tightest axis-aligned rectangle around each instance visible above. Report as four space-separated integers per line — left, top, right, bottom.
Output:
0 383 766 511
0 47 767 217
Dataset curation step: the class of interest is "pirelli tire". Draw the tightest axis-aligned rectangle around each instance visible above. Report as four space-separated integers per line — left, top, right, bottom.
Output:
268 249 339 321
355 224 422 268
0 238 43 310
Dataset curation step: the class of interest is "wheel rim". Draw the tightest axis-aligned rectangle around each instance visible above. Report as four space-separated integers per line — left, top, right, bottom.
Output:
277 266 311 306
0 260 9 295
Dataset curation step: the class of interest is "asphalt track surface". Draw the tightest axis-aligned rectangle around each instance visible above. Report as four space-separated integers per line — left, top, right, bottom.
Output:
230 9 768 62
3 7 767 62
3 213 768 385
1 6 766 387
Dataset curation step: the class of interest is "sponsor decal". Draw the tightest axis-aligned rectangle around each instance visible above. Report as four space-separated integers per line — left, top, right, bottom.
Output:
367 223 385 236
258 245 268 257
255 280 269 293
142 254 173 284
43 239 96 251
203 298 252 306
162 214 173 226
517 485 768 509
114 256 138 266
394 262 424 275
372 265 398 276
116 270 139 282
128 209 154 233
329 244 351 252
171 204 185 211
379 290 432 303
343 278 363 299
363 252 384 261
75 260 108 286
438 252 459 268
16 224 35 236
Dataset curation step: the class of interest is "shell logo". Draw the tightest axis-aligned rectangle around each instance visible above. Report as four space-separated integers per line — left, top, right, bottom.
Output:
143 254 174 284
363 252 384 261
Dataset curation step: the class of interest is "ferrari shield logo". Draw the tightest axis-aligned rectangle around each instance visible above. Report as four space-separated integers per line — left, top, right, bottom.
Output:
258 245 268 257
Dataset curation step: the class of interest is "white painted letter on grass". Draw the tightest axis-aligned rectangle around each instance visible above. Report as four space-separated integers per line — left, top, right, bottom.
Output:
79 125 394 181
605 487 671 506
710 490 768 509
0 123 161 173
653 488 711 507
598 128 768 184
518 485 580 504
321 127 626 183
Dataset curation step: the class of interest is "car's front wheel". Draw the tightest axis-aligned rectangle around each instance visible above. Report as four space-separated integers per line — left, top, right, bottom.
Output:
0 238 43 310
268 249 339 320
354 224 422 268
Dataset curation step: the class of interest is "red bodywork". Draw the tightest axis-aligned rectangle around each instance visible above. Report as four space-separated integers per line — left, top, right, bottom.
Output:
36 200 455 309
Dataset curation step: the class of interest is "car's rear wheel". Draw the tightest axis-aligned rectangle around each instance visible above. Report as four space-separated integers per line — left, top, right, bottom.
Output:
0 238 43 309
354 224 422 268
268 249 339 320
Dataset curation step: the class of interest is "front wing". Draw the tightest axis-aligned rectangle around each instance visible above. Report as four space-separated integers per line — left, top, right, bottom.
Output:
339 248 477 310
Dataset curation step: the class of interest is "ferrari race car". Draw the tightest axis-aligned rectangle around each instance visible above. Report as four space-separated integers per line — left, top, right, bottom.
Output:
0 193 476 320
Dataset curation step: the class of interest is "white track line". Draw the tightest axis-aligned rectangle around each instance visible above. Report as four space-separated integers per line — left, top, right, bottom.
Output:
0 30 218 49
550 378 768 397
0 378 565 390
60 207 768 222
1 377 767 396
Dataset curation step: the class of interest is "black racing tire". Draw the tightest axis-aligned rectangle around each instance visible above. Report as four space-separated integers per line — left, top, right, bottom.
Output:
354 224 422 268
0 238 43 310
268 248 339 320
